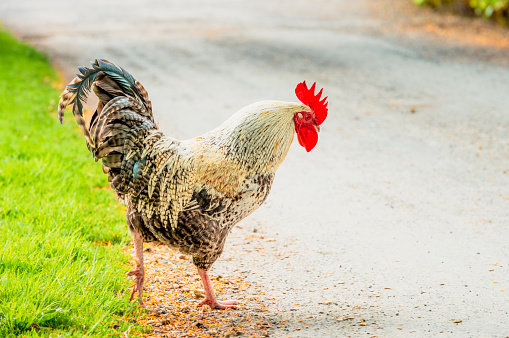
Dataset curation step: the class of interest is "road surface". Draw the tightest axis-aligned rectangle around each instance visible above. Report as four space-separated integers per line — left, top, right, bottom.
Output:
1 0 508 336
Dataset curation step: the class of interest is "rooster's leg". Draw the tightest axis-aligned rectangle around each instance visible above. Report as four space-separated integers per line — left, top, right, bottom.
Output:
197 268 238 310
127 229 145 307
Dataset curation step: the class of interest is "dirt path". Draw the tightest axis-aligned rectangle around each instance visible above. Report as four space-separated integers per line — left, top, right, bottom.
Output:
2 0 508 336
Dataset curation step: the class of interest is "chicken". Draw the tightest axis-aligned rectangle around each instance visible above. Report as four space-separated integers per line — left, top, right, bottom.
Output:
58 59 328 309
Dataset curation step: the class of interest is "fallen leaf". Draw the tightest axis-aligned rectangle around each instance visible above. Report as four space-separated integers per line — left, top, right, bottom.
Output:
193 289 205 299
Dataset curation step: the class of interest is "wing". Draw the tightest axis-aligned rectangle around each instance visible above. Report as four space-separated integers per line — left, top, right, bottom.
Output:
181 173 274 229
133 136 196 230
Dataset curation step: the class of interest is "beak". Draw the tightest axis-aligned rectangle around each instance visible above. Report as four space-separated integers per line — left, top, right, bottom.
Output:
315 125 320 133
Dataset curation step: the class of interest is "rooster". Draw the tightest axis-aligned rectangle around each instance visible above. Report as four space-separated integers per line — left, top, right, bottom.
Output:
58 59 328 309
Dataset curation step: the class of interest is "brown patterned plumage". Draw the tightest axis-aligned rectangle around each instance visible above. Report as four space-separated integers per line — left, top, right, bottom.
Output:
58 59 328 309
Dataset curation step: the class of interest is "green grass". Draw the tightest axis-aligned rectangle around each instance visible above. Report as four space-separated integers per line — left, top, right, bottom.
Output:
414 0 509 25
0 28 144 336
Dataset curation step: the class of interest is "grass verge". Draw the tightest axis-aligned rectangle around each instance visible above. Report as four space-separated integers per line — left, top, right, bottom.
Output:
414 0 509 25
0 28 144 336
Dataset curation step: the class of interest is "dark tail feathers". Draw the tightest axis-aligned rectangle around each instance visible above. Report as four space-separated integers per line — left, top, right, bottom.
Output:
58 59 158 194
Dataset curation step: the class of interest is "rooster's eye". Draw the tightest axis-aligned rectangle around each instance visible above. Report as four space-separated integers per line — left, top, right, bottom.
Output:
305 114 311 121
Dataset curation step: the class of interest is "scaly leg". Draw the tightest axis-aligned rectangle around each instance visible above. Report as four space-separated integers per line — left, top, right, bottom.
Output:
127 229 145 307
196 268 238 310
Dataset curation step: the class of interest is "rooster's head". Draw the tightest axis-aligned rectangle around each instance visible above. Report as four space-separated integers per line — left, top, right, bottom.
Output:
293 81 328 152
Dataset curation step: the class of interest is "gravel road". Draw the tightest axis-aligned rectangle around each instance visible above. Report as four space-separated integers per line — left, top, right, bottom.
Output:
2 0 508 336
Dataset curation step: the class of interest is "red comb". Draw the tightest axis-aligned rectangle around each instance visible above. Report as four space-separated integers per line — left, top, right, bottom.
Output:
295 81 328 125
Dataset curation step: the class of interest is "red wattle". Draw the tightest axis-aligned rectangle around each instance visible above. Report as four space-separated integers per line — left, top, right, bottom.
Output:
296 124 318 152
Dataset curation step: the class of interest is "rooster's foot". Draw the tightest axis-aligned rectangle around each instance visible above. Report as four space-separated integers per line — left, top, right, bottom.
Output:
127 267 145 307
197 298 239 310
196 267 238 309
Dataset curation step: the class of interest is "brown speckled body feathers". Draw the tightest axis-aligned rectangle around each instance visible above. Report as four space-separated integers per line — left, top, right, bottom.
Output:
58 60 302 271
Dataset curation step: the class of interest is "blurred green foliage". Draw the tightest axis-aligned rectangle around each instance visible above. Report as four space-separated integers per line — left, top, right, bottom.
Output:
414 0 509 24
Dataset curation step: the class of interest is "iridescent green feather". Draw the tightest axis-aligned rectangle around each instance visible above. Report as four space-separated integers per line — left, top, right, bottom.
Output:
65 59 147 119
